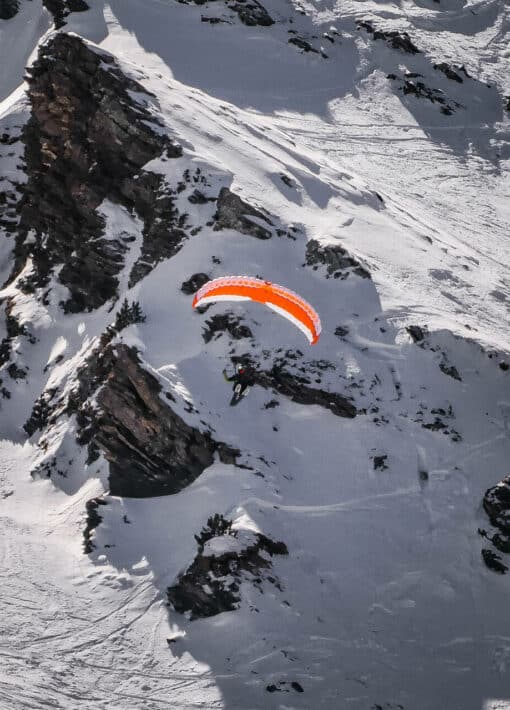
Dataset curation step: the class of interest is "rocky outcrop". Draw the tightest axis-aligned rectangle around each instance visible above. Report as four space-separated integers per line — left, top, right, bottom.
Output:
228 0 273 26
482 477 510 557
288 36 319 55
181 273 210 295
42 0 89 28
305 239 370 279
214 187 273 239
0 0 19 20
433 62 469 83
167 514 288 619
202 313 253 343
387 73 459 115
83 497 107 553
256 364 357 418
126 173 188 287
223 354 356 418
407 325 426 343
27 337 238 496
357 20 420 55
70 344 236 497
184 0 273 26
12 33 182 312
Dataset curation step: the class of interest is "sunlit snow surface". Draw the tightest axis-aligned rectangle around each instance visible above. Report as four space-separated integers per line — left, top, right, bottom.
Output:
0 0 509 708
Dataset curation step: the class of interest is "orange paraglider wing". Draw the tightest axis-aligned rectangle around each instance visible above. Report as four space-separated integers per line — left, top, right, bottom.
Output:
192 276 321 345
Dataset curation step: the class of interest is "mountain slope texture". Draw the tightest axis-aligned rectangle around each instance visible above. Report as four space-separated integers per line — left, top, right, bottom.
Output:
0 0 509 708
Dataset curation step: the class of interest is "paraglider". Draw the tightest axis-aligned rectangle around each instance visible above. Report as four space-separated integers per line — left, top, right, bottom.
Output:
192 276 322 345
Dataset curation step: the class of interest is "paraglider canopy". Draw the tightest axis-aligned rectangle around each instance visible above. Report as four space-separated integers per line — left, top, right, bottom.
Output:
192 276 322 345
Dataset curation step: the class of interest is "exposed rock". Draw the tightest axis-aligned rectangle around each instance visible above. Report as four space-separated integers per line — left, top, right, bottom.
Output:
12 34 181 312
184 0 273 25
373 455 388 471
407 325 426 343
482 548 508 575
83 497 107 553
439 360 461 381
357 20 420 54
253 362 357 418
0 297 32 368
201 15 230 23
228 0 273 26
24 388 57 436
42 0 89 28
167 514 288 619
202 313 253 343
126 173 189 288
68 344 236 497
401 79 458 114
266 681 304 694
306 239 370 279
187 189 210 204
482 476 510 557
214 187 273 240
433 62 465 83
288 36 319 54
335 325 350 338
181 273 210 295
7 362 27 380
0 0 19 20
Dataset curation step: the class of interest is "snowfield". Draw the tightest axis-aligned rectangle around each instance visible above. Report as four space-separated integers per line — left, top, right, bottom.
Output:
0 0 509 708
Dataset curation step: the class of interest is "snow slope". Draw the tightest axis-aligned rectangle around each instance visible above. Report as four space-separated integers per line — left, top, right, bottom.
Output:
0 1 509 709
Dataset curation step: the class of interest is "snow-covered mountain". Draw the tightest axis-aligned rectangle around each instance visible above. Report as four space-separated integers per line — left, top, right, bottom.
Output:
0 1 509 708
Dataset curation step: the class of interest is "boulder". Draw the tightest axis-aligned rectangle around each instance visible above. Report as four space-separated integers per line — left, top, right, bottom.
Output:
215 187 273 239
167 514 288 619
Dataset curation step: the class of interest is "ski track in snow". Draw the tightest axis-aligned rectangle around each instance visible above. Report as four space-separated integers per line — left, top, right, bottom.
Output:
0 0 509 708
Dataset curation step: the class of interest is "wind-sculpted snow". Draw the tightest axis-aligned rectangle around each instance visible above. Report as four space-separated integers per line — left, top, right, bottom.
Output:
0 0 508 708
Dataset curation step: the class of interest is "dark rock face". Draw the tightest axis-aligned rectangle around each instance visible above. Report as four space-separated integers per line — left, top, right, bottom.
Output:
482 477 510 560
185 0 273 26
126 173 189 287
288 37 319 54
70 344 234 497
83 497 107 553
42 0 89 28
306 239 370 279
0 297 30 368
401 79 458 115
0 0 19 20
266 681 304 694
24 387 57 436
167 514 288 619
373 455 388 471
202 313 253 343
215 187 273 239
482 548 508 574
181 273 210 295
254 363 357 418
439 360 461 381
12 33 181 312
407 325 426 343
228 0 273 26
387 73 459 115
335 325 349 338
433 62 466 83
357 20 420 54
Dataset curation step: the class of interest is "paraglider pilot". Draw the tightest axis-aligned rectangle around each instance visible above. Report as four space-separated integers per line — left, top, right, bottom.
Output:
223 362 255 397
